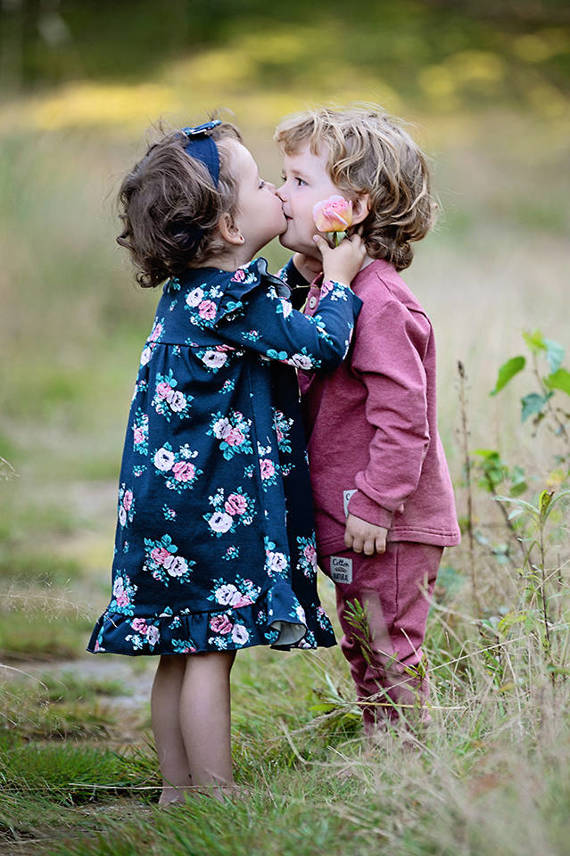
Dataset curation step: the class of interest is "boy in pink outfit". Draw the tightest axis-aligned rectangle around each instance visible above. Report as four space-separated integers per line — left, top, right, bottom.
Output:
275 106 461 733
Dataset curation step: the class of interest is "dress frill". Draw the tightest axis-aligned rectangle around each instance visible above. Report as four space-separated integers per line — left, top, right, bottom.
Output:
87 577 334 655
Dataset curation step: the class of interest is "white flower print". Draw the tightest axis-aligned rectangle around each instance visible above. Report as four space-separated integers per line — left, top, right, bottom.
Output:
140 346 152 366
267 550 287 573
231 624 249 645
212 417 231 439
154 447 175 471
289 353 313 370
215 583 240 605
118 506 127 527
146 625 160 646
169 391 187 412
186 286 204 307
296 604 307 624
208 511 233 534
167 556 189 577
279 298 292 318
201 350 227 370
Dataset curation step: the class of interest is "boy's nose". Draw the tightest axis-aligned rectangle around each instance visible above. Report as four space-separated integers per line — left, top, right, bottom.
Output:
276 185 287 201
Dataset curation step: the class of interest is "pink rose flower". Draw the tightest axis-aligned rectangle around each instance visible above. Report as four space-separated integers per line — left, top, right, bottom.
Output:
210 614 233 634
224 493 247 516
172 461 196 482
156 381 172 400
232 595 253 608
231 269 246 283
115 592 129 607
260 459 275 479
151 546 172 566
123 489 133 511
313 195 353 232
198 299 217 320
133 427 144 444
131 617 148 633
303 543 317 564
225 428 244 447
149 322 163 342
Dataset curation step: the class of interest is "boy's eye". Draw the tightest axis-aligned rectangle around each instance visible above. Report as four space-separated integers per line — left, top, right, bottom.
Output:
258 180 265 189
295 177 307 187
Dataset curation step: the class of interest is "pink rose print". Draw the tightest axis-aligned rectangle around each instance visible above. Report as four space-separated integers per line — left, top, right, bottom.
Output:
149 322 163 342
231 269 246 283
320 280 333 299
303 543 317 564
224 493 247 516
115 591 129 608
156 382 173 400
210 614 233 634
198 299 217 320
151 547 172 566
259 459 275 479
132 617 148 633
276 427 284 442
232 595 254 608
122 489 133 511
225 428 244 447
172 461 196 482
133 427 144 444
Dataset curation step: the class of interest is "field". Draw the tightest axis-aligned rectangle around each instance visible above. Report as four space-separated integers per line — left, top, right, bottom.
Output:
0 3 569 853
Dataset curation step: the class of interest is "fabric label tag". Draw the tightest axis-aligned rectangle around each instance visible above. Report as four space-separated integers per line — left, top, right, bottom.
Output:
330 555 353 585
343 489 357 517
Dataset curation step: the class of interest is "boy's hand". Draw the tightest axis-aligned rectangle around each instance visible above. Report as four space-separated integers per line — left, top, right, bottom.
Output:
293 252 322 282
314 234 366 287
344 513 388 555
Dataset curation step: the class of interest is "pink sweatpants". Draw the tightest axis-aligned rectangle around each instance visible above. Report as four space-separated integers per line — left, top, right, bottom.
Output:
323 541 443 733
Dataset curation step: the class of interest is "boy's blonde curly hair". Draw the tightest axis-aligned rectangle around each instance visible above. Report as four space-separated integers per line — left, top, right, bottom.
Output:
275 106 435 271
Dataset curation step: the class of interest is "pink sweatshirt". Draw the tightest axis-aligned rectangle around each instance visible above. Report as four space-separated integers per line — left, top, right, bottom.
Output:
299 258 461 556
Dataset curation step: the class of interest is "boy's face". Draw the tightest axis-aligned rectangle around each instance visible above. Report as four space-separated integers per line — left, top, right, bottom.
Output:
277 143 340 257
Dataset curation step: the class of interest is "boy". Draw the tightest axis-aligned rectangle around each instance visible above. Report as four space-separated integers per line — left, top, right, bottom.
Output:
275 106 460 733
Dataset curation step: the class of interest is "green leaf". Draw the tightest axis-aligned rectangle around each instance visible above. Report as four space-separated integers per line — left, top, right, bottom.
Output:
544 338 565 373
490 356 525 396
520 392 551 422
538 489 555 519
523 329 546 353
544 367 570 396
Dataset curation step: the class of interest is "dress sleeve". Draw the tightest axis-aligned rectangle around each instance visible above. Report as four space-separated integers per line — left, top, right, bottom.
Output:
347 301 431 529
217 275 362 372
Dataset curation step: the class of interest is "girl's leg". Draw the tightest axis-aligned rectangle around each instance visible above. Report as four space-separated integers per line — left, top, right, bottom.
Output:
179 650 236 798
150 653 192 805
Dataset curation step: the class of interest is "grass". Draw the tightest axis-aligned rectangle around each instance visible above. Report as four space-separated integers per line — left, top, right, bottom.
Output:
0 9 569 853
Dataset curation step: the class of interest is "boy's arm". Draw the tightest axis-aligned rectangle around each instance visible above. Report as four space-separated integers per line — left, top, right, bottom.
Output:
347 300 430 532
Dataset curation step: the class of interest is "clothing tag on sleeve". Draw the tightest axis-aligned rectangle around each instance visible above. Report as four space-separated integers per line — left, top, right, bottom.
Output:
343 489 357 517
330 556 353 585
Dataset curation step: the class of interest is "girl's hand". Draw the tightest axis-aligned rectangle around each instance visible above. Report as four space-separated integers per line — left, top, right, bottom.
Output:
313 234 366 287
293 252 322 283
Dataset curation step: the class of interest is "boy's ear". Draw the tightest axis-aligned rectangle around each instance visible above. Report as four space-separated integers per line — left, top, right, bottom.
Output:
351 194 370 225
218 212 245 246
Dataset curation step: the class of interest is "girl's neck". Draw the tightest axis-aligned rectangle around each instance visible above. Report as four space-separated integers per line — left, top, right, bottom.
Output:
201 243 255 273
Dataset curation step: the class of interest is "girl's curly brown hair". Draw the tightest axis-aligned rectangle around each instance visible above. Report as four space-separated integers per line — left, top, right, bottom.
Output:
275 106 435 271
117 121 242 287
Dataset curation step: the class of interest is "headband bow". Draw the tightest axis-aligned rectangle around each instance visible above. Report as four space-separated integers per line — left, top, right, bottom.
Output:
181 119 222 187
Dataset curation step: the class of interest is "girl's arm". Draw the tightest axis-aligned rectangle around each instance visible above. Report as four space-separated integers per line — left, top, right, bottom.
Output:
216 236 365 372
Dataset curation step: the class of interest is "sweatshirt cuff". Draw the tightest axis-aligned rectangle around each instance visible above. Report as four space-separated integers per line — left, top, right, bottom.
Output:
347 491 394 530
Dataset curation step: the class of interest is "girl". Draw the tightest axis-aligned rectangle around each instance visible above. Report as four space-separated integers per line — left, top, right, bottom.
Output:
87 119 364 803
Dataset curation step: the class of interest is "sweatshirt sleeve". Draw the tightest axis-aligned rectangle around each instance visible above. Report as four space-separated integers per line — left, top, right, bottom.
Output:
347 300 431 529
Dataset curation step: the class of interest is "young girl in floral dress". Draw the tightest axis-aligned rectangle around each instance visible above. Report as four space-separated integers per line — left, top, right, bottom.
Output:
87 119 364 803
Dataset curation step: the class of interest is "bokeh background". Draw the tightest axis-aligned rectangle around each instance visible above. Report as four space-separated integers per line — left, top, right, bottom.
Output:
0 3 569 851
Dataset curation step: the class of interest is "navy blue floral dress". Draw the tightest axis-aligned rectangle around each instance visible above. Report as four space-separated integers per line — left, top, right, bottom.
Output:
87 258 361 656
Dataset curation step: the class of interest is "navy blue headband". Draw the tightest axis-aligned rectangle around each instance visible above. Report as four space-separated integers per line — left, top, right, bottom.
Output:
181 120 222 187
